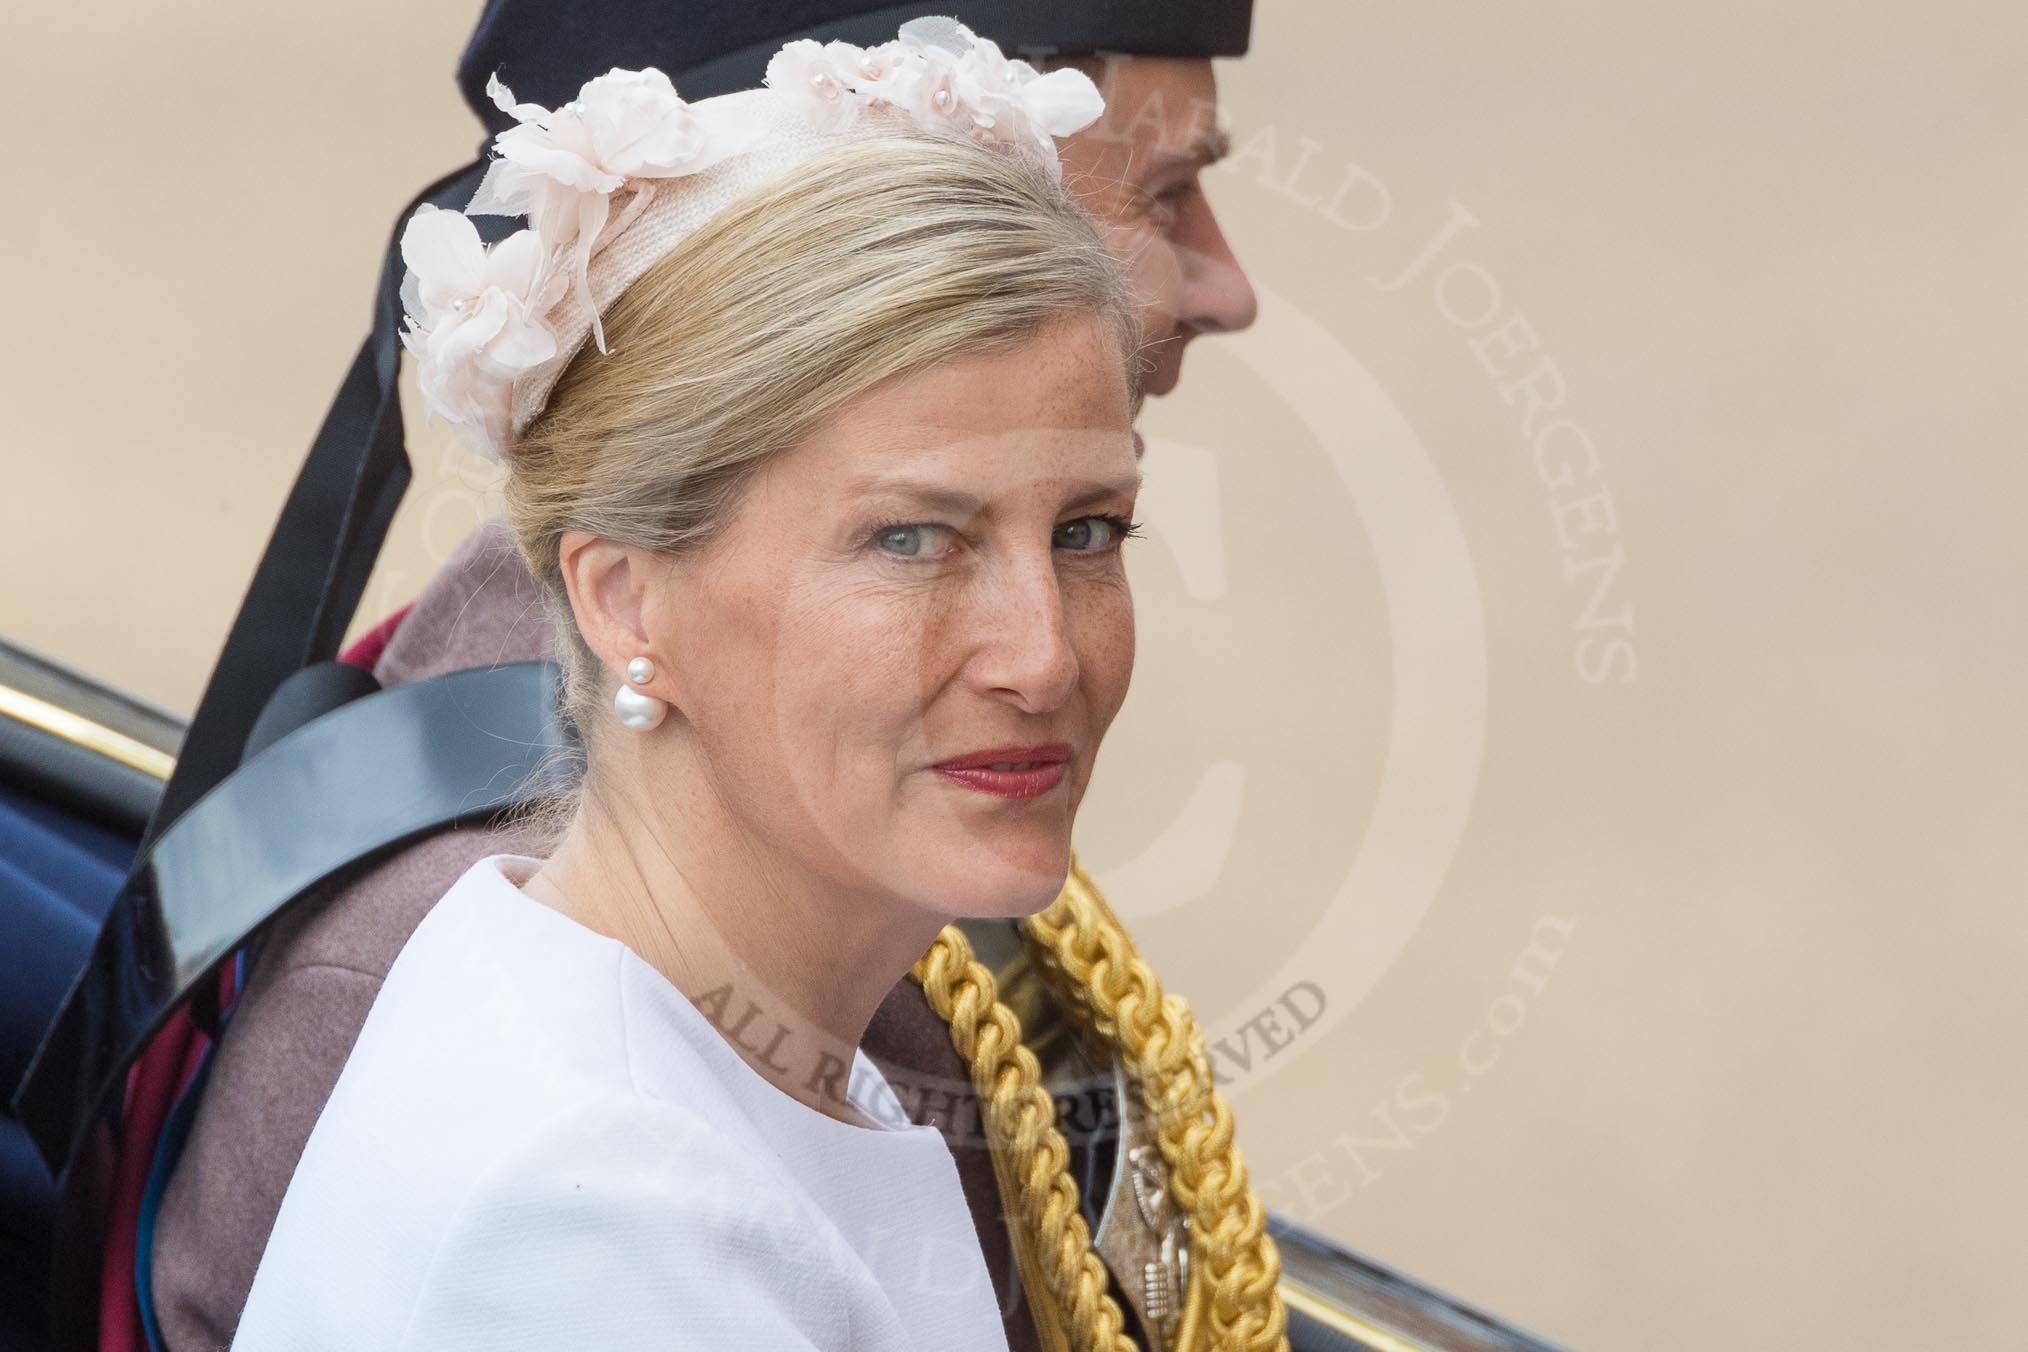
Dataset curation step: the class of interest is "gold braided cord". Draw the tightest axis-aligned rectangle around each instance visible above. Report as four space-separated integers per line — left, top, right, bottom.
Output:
913 857 1289 1352
912 928 1138 1352
1173 1260 1209 1352
1021 860 1290 1352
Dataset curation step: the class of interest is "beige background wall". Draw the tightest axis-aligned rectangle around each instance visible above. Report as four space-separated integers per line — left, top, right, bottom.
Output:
5 3 2024 1348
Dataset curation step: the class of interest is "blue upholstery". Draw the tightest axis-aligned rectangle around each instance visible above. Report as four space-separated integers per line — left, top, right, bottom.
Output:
1 780 138 1347
0 784 132 1096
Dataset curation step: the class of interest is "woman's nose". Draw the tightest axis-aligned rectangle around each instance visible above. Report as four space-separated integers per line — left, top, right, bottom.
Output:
964 556 1080 715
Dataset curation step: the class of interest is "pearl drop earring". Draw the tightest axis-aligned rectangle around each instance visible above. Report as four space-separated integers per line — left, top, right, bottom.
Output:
612 655 667 731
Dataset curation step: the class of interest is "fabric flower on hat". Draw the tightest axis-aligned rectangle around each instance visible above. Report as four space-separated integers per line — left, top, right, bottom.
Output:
763 40 868 134
953 31 1105 166
885 23 987 132
885 18 1104 179
977 55 1106 161
468 68 768 351
397 204 561 459
849 39 911 85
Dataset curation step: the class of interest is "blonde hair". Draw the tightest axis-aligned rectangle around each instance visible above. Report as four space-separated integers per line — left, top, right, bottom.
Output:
495 127 1286 1352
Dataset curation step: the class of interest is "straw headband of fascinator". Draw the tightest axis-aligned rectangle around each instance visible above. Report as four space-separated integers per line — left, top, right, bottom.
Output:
397 15 1106 460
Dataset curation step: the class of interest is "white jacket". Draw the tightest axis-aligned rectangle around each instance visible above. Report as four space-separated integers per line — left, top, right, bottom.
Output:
233 854 1008 1351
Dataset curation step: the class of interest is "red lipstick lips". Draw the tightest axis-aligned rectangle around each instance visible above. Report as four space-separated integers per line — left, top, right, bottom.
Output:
932 743 1073 799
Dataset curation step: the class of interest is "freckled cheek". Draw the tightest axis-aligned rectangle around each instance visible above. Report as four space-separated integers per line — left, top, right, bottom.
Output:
1070 581 1136 737
778 588 943 794
680 590 790 765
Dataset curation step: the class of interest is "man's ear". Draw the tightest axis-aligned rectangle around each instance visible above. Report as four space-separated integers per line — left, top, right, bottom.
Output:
556 530 659 690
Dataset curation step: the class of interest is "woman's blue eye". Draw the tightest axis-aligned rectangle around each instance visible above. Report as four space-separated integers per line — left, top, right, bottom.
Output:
873 523 951 558
1055 516 1139 552
873 517 1137 559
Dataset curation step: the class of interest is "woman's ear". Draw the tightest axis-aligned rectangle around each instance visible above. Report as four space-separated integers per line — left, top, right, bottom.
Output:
556 530 658 685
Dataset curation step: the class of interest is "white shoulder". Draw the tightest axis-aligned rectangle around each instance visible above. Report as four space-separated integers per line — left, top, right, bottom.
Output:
392 1093 851 1351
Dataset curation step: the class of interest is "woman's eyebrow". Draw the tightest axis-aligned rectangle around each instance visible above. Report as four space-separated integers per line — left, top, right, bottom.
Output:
845 478 984 515
1061 474 1144 512
844 473 1142 514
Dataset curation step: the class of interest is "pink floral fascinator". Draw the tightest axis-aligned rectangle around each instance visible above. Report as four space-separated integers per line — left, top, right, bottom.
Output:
396 15 1106 459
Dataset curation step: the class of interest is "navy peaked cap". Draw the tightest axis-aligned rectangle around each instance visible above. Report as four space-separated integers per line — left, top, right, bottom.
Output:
458 0 1254 133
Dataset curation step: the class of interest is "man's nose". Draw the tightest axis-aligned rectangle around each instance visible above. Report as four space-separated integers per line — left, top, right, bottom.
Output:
964 555 1080 716
1181 205 1260 336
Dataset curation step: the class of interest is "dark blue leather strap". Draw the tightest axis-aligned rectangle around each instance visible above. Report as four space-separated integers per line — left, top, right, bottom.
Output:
12 661 571 1173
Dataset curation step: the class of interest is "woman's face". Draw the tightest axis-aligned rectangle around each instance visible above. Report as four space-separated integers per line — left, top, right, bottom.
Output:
646 313 1140 919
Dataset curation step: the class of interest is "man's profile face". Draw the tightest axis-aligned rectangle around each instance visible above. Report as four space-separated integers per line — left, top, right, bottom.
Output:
1055 56 1260 401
